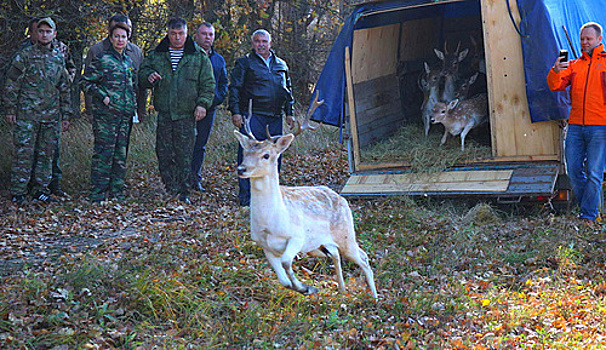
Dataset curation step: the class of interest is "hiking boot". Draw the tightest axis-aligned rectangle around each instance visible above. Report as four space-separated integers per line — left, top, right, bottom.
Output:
50 187 66 197
32 192 58 202
11 195 25 205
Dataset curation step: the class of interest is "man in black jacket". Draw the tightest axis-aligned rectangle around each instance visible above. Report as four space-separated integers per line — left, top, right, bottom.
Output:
229 29 295 207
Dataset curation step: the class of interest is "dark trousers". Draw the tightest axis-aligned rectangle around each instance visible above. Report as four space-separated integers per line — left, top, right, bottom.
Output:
237 113 283 206
156 116 196 196
191 108 216 183
48 138 62 190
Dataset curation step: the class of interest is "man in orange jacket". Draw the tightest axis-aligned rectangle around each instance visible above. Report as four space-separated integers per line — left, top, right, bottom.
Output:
547 22 606 224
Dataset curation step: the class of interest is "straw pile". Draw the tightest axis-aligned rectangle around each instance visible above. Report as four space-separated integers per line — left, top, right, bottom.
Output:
359 123 492 172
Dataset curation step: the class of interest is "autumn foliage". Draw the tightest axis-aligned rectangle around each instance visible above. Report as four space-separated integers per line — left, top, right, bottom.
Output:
0 0 347 110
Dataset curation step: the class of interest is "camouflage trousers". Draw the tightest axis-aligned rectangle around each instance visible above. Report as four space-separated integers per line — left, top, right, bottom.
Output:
91 112 132 201
11 119 59 196
30 133 62 192
156 115 195 196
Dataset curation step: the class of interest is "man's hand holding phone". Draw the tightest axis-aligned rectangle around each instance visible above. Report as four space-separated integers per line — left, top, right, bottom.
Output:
553 49 569 73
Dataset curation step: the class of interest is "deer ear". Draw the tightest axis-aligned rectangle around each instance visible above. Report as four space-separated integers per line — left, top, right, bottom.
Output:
424 62 431 74
469 72 479 84
434 49 444 61
275 134 295 153
448 99 460 110
234 130 253 148
458 48 469 62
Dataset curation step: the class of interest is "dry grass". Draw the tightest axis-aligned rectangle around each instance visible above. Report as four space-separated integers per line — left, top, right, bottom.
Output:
360 122 492 172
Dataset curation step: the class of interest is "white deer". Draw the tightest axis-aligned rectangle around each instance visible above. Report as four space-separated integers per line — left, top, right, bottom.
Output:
234 94 378 298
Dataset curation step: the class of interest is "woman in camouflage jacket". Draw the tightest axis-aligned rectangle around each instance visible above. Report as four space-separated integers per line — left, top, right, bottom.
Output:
81 23 137 202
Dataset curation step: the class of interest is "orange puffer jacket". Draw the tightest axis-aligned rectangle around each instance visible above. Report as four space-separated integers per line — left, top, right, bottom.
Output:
547 43 606 125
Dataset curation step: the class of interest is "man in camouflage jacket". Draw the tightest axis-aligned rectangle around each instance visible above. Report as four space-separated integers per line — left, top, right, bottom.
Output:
139 17 215 203
3 18 72 203
20 18 76 197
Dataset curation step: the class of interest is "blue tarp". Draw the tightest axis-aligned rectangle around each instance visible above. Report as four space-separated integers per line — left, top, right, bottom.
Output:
518 0 606 122
311 0 606 128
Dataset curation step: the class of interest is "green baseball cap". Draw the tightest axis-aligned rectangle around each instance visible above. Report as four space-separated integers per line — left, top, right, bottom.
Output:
37 17 56 30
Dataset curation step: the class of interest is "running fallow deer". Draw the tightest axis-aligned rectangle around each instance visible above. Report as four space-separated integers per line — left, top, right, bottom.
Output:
234 93 378 299
430 93 488 151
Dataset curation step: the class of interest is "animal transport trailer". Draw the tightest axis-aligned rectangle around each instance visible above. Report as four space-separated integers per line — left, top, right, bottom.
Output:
333 0 571 204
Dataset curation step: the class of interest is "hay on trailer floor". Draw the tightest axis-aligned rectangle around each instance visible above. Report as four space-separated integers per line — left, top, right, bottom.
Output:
359 123 492 172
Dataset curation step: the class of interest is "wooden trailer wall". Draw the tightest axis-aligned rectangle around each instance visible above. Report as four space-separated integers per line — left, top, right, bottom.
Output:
347 0 562 173
481 0 560 160
351 23 402 149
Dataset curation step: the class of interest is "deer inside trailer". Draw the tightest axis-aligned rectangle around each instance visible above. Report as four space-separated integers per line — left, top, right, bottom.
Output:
308 0 606 203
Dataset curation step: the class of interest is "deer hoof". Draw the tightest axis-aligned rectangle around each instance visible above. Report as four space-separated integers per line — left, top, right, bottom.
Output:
301 285 319 295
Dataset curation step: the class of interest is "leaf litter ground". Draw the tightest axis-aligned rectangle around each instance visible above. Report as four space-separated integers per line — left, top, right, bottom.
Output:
1 140 606 349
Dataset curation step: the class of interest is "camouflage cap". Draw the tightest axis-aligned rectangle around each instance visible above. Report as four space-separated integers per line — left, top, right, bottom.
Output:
37 17 56 30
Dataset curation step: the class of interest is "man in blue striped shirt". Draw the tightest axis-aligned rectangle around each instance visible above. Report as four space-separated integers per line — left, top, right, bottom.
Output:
139 17 215 204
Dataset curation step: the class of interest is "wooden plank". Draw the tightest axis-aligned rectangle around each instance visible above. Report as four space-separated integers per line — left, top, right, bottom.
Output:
342 181 511 194
351 170 512 184
347 170 511 183
342 164 560 196
349 0 390 5
342 169 515 195
352 24 400 84
357 100 402 129
357 107 403 146
342 172 512 193
345 47 361 171
352 73 403 148
481 0 560 158
354 154 561 172
353 75 400 112
399 18 439 61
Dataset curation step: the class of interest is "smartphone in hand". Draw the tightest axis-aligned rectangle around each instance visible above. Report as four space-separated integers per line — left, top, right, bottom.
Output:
559 49 569 62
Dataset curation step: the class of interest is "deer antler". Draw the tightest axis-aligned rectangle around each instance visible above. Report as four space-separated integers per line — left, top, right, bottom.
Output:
265 125 281 143
294 90 324 137
243 99 256 139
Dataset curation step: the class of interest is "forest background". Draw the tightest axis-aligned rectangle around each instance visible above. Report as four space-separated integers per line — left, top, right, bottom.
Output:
0 0 351 113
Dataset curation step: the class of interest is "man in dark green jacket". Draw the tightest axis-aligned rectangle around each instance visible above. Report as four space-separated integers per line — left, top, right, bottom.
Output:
139 17 215 204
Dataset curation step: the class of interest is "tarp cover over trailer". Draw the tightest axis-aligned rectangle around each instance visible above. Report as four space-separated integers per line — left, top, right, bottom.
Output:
310 0 606 126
